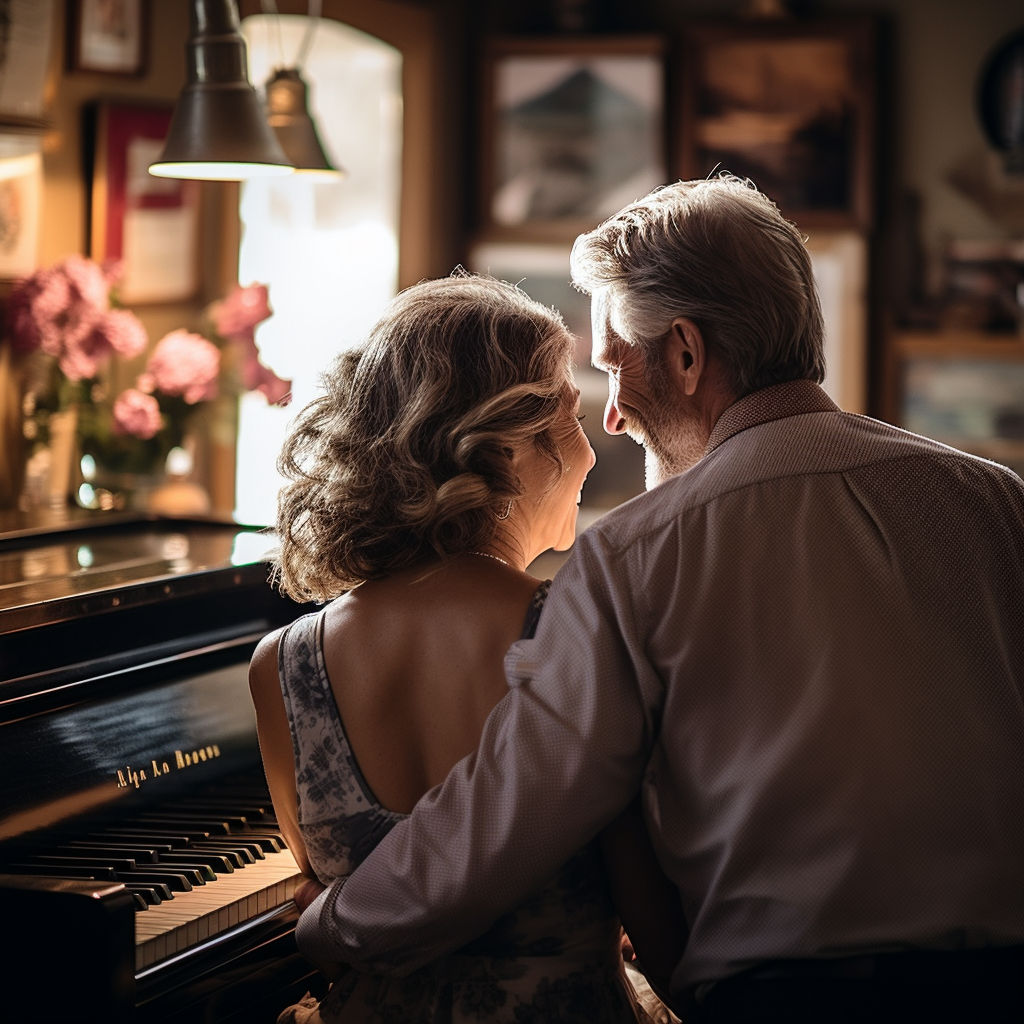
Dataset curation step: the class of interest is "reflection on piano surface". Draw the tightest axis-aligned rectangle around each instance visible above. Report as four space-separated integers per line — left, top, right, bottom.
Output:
0 512 324 1023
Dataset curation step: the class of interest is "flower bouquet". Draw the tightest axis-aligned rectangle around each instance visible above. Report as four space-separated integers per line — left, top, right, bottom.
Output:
4 254 289 511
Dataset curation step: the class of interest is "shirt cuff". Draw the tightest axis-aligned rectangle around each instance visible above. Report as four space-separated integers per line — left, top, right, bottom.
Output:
295 876 347 969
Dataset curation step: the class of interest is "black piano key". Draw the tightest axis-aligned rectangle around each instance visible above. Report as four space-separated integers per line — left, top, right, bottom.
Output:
167 797 271 819
159 850 234 874
132 892 149 911
130 880 173 901
190 844 247 868
136 815 234 835
154 857 216 881
192 841 258 863
58 842 160 863
85 834 176 854
117 869 194 892
99 830 193 848
239 832 285 852
126 885 163 906
123 825 213 842
2 863 118 881
33 854 138 871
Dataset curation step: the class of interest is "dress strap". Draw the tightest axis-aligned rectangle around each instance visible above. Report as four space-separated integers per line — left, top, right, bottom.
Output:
520 579 552 641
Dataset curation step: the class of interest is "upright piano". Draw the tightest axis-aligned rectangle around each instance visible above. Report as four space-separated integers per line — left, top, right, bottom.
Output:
0 511 326 1022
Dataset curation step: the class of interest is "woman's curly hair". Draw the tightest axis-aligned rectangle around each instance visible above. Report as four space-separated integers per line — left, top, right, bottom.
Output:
273 273 576 602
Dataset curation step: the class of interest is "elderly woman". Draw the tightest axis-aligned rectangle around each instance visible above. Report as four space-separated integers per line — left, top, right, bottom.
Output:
249 274 680 1023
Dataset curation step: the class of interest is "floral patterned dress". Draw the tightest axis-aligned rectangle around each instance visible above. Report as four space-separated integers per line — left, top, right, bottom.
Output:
276 583 644 1024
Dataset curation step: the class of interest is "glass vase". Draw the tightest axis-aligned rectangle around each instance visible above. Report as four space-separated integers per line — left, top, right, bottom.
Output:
76 444 165 512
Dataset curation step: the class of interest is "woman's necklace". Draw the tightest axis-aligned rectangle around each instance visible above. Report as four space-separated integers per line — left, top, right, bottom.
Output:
468 551 510 567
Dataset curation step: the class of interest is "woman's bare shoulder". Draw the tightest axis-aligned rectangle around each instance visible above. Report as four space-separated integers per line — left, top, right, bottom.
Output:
249 626 285 700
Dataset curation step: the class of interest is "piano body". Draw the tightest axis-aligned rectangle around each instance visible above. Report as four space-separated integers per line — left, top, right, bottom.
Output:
0 511 326 1022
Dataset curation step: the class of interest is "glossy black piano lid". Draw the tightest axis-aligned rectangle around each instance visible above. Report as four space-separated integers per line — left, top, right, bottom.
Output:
0 659 263 839
0 508 281 632
0 512 310 709
0 511 313 840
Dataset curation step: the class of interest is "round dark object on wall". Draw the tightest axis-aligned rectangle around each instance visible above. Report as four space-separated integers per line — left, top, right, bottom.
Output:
978 28 1024 169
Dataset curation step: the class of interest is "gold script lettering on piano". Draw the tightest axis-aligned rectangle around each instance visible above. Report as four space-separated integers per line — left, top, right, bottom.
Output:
117 766 145 789
175 744 221 769
115 745 221 789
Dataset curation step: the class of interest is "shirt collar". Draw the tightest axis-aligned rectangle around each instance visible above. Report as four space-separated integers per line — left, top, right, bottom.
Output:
704 380 840 458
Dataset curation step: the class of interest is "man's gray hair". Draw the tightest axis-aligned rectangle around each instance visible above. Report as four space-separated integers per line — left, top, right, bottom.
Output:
570 175 826 397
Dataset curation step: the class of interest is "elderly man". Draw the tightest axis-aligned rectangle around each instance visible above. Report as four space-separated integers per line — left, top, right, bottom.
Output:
296 177 1024 1021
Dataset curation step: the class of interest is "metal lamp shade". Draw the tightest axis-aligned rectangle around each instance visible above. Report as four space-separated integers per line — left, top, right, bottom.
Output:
150 0 292 180
265 68 344 181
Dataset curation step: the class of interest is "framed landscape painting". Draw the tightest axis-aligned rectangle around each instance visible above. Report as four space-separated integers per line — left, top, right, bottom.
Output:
480 36 667 240
679 20 877 230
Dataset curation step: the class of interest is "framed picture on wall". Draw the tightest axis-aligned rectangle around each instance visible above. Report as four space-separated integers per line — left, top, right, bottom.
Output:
0 136 43 280
679 19 877 230
480 35 667 240
86 101 199 303
68 0 148 77
0 0 55 128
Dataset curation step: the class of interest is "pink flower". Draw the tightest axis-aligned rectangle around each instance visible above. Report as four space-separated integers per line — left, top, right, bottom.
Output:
250 360 292 405
101 260 125 287
212 283 272 338
146 330 220 404
57 323 115 381
232 333 292 405
5 267 71 354
96 308 148 359
4 256 113 370
112 388 162 439
60 254 110 312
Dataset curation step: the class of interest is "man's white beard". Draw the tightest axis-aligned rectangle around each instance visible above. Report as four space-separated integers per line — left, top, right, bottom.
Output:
626 393 708 490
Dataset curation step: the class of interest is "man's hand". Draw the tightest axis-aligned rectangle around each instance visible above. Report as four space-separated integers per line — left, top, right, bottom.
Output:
294 877 327 914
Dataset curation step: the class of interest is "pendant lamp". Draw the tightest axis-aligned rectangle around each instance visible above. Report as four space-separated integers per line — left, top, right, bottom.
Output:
149 0 293 180
265 67 344 180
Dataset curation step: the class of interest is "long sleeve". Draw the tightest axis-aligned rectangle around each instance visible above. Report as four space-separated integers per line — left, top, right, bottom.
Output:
295 529 662 975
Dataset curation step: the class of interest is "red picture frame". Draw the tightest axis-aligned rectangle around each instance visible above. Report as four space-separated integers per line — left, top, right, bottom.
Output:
87 101 200 303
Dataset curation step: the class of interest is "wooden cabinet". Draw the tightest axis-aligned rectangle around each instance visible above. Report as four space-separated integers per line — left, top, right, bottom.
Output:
883 329 1024 477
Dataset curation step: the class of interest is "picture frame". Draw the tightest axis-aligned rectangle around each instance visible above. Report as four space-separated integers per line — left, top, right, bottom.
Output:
480 35 667 241
68 0 147 77
0 136 43 280
0 0 56 129
804 230 868 413
86 101 199 303
679 19 877 230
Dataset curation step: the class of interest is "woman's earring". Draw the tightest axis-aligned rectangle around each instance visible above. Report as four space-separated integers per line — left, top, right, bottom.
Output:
496 499 514 521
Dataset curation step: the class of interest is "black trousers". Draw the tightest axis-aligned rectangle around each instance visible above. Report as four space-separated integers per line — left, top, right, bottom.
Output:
682 946 1024 1024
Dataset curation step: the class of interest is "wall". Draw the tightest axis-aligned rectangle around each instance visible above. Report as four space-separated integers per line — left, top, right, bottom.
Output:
470 0 1021 262
37 1 223 339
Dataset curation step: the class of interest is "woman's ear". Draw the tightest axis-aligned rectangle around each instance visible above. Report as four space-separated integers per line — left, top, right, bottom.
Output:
665 318 705 397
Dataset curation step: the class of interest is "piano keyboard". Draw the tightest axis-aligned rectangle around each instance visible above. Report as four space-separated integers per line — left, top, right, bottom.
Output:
134 847 301 969
0 781 307 973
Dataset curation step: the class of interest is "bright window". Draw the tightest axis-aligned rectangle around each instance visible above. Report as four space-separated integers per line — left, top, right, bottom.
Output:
235 15 402 525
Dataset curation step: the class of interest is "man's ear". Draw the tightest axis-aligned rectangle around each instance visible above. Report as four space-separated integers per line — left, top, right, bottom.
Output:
665 318 705 397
